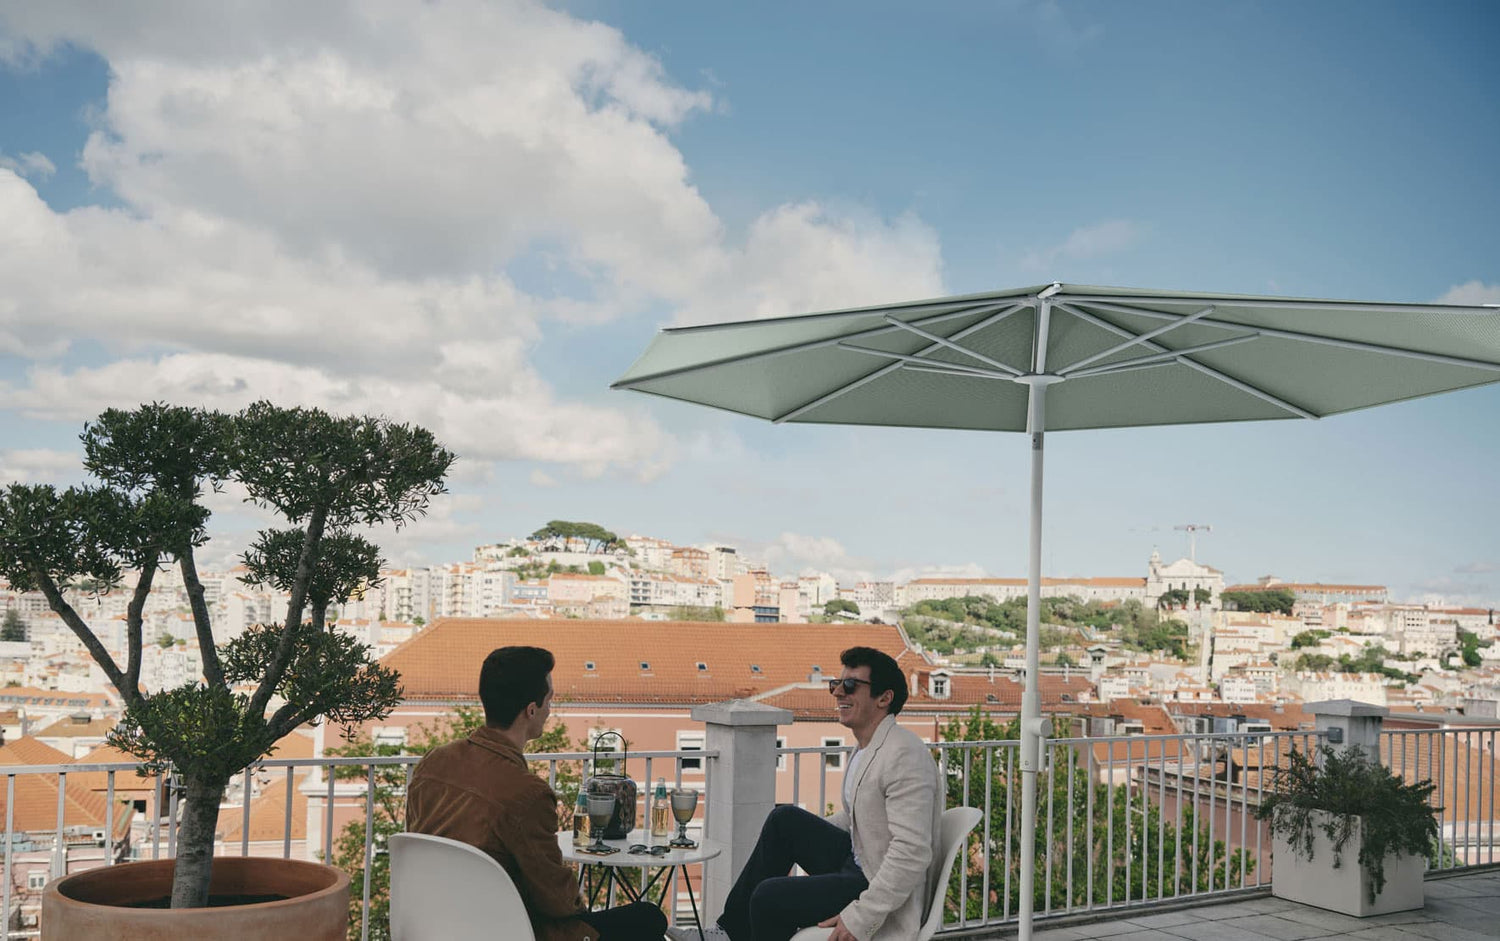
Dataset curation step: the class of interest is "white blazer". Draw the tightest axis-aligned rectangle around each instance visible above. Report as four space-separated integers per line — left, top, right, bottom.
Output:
827 715 942 941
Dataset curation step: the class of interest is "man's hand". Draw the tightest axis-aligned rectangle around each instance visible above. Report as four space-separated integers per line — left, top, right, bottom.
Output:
816 913 857 941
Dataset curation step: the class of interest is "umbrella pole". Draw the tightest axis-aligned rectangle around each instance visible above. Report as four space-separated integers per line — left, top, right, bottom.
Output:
1017 375 1050 941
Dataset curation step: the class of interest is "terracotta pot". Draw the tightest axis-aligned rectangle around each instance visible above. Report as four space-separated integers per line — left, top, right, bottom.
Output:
41 856 350 940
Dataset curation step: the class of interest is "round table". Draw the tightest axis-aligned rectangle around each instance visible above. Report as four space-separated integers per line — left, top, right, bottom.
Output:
557 829 722 940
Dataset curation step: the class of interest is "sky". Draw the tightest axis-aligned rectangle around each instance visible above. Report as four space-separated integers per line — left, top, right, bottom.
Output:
0 1 1497 606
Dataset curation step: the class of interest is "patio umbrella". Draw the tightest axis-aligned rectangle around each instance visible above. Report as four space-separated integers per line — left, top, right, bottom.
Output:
611 282 1500 939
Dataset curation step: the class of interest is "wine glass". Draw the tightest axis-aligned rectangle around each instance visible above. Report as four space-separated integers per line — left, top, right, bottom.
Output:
669 788 699 848
587 793 616 853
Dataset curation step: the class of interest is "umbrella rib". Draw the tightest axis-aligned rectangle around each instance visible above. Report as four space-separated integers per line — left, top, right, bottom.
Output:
882 315 1023 376
1057 302 1319 419
1063 335 1260 380
611 302 1012 388
837 343 1015 379
1055 305 1218 375
1071 299 1500 373
772 301 1032 422
1059 292 1500 317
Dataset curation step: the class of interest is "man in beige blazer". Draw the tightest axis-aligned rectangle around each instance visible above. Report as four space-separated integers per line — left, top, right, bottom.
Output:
676 647 941 941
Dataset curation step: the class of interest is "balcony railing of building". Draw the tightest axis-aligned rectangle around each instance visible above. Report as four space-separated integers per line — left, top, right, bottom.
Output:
3 715 1497 940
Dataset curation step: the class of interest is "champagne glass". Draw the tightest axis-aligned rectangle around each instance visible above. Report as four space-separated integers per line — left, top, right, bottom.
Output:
669 788 699 848
587 793 616 853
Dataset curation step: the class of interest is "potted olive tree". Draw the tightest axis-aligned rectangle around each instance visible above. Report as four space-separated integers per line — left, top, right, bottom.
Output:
0 402 452 938
1256 744 1438 916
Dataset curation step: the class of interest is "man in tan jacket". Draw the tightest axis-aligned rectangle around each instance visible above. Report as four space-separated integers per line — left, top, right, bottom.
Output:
677 647 940 941
407 645 668 941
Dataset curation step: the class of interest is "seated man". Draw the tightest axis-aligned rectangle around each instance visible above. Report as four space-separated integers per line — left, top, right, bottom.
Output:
675 646 941 941
407 645 668 941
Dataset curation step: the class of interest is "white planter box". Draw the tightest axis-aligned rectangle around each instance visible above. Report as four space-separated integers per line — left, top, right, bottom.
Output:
1271 809 1425 916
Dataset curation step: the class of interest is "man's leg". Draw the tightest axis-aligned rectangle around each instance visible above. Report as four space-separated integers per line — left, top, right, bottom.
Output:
579 900 669 941
718 806 857 941
746 859 867 941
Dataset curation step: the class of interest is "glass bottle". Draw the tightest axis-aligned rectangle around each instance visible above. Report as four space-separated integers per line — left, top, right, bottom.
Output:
650 778 671 839
572 789 590 847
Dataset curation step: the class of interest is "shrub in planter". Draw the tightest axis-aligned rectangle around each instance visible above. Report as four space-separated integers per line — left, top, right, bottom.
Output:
0 402 452 911
1255 745 1438 911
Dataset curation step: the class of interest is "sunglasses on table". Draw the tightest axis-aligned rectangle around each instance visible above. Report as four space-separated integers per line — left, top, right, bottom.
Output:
627 844 670 856
827 677 872 695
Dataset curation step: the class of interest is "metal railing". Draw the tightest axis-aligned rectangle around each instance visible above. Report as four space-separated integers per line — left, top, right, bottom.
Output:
781 730 1328 934
1 748 713 941
6 725 1498 939
1380 725 1499 870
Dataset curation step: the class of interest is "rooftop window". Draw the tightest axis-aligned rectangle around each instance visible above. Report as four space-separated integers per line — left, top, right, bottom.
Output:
639 661 650 671
584 661 596 671
750 664 762 673
696 662 708 672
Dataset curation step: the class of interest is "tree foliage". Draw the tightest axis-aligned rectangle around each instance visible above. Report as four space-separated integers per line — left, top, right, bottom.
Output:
823 598 860 617
0 401 452 908
529 520 622 553
1 609 26 643
1290 629 1331 650
1291 644 1418 684
939 709 1251 922
1457 629 1489 669
1219 589 1296 615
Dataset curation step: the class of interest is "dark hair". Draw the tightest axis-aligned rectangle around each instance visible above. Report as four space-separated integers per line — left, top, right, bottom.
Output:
480 646 555 728
840 646 907 715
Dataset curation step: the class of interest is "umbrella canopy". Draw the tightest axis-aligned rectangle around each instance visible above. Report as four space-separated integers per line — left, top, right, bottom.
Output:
612 283 1500 940
614 283 1500 431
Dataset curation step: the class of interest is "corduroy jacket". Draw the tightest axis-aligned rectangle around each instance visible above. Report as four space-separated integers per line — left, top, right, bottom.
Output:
406 726 598 941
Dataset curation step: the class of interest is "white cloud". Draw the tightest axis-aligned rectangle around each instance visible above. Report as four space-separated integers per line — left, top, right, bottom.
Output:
0 150 56 180
0 1 946 481
1435 281 1500 306
1455 561 1499 575
886 561 989 585
0 447 77 484
529 469 558 488
1020 219 1145 272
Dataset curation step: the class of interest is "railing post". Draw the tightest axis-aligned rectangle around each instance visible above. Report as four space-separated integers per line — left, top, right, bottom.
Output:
691 699 792 926
1306 699 1387 764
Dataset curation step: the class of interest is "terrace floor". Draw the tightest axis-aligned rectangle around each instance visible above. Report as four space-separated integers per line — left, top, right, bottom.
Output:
1005 869 1500 941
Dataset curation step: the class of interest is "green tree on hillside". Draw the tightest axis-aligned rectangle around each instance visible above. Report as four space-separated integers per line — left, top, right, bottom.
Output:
1219 589 1295 615
0 609 25 643
529 520 622 553
824 598 860 617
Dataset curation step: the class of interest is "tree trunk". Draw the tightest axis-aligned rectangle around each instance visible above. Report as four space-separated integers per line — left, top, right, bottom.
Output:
171 776 229 908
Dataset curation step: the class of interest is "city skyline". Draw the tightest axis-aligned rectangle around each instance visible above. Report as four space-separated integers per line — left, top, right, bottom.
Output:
1 2 1496 607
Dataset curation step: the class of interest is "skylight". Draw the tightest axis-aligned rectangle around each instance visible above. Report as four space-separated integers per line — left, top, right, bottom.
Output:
696 662 708 672
584 661 596 671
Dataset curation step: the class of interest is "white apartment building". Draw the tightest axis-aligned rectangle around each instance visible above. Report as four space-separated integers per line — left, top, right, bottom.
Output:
628 572 726 610
797 573 839 609
624 536 674 572
1284 671 1389 706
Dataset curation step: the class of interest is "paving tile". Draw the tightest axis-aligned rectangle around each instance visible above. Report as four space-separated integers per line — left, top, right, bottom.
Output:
1166 920 1291 940
1426 880 1488 898
1124 910 1204 929
1033 927 1091 941
1107 931 1178 941
1275 905 1370 933
1232 913 1334 940
1447 894 1500 914
1340 928 1436 941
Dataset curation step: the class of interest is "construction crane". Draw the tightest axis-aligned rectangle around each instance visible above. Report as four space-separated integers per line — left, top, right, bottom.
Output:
1174 523 1212 562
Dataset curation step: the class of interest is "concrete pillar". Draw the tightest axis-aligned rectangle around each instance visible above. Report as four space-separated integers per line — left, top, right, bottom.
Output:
1306 699 1387 764
691 699 792 924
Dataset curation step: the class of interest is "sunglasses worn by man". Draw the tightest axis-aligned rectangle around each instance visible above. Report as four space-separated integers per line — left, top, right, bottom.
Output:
827 677 872 695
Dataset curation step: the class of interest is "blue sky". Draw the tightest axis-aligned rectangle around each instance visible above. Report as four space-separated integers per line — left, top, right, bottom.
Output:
1 1 1496 604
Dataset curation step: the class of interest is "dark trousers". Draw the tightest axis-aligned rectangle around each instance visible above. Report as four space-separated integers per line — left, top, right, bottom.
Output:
718 805 868 941
580 900 669 940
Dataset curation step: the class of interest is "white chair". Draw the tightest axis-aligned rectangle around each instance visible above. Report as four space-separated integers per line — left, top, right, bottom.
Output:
389 832 536 941
790 805 983 941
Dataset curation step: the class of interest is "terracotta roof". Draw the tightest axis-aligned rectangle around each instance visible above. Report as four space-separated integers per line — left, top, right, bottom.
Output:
0 687 113 710
0 736 73 766
0 767 129 835
756 672 1095 722
66 744 159 796
219 772 309 843
34 716 116 739
383 619 924 704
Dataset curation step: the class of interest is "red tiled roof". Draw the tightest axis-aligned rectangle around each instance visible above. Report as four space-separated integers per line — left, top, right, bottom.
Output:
383 619 923 704
220 772 308 843
0 736 73 766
